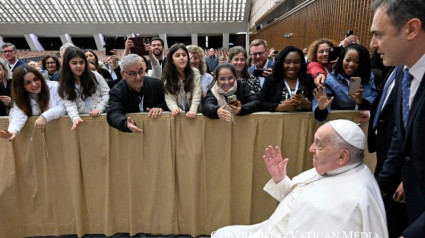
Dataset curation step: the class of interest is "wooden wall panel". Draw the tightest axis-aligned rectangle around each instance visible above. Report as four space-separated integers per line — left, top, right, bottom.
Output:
251 0 374 52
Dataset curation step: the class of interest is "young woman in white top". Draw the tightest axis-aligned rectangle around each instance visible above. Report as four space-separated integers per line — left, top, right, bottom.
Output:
0 65 65 141
58 47 110 130
162 43 201 118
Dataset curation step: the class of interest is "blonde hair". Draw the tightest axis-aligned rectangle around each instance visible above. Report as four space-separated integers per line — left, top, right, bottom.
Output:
0 59 11 79
187 45 207 75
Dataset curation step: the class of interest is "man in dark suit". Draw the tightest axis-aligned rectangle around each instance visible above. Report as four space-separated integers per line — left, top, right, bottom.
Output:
205 48 219 74
370 0 425 237
366 66 408 237
107 54 167 133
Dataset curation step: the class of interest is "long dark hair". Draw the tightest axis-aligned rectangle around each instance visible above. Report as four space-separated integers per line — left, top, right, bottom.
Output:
11 65 50 116
272 46 308 81
58 47 98 101
213 63 237 82
334 44 371 84
162 43 194 95
228 46 250 79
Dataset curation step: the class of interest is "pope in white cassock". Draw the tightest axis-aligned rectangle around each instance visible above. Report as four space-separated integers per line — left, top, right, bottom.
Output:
212 119 388 238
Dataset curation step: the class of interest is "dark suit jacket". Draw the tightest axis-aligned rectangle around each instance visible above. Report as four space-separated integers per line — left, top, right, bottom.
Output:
377 69 425 238
205 56 219 74
368 66 398 176
106 76 168 132
10 59 26 72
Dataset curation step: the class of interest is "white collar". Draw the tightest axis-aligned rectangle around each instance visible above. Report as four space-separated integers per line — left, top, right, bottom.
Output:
325 161 363 176
408 54 425 82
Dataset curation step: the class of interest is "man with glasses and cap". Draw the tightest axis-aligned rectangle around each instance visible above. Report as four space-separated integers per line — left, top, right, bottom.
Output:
107 54 168 133
212 119 387 238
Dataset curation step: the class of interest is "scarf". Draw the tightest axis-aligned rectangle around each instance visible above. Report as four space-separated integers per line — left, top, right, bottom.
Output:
211 80 238 106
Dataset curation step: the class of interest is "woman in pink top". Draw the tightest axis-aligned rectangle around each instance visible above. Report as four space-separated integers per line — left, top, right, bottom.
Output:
307 38 335 86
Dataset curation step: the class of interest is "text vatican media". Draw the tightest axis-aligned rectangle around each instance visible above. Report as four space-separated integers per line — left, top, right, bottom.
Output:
210 231 380 238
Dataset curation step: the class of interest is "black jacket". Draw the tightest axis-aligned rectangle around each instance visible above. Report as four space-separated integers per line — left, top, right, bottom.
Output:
377 67 425 238
0 78 11 116
202 80 259 119
259 74 315 112
107 76 168 132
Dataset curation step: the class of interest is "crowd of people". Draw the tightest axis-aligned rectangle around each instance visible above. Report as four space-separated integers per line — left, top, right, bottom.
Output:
1 0 425 236
0 33 380 135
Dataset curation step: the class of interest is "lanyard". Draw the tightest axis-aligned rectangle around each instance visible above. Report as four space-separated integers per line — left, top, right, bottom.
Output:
283 79 299 98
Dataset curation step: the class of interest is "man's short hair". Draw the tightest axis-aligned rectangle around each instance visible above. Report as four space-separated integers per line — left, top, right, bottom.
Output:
2 43 16 51
371 0 425 31
119 54 144 71
151 37 164 47
249 39 268 49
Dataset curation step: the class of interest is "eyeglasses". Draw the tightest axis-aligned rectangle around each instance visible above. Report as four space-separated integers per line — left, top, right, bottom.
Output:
45 61 56 65
124 69 145 78
2 50 14 54
250 51 265 57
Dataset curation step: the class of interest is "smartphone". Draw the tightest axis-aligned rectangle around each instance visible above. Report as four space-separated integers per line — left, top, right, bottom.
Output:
346 30 353 38
104 38 115 56
227 95 238 105
328 46 342 64
349 77 361 95
253 69 265 77
130 37 149 56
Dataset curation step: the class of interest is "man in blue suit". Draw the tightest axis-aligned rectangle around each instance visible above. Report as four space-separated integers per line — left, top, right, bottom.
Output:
1 43 26 72
248 39 274 93
370 0 425 237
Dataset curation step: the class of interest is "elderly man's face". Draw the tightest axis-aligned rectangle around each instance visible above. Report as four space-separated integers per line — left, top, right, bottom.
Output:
121 61 145 92
309 124 342 175
209 48 215 57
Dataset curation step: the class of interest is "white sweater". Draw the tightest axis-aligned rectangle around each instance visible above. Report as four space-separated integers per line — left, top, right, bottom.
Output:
8 80 66 135
64 72 110 123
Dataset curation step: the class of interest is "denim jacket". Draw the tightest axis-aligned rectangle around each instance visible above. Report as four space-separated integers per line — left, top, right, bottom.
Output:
312 71 377 121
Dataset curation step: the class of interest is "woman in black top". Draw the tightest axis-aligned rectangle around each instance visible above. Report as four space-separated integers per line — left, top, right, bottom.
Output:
259 46 315 112
202 63 259 122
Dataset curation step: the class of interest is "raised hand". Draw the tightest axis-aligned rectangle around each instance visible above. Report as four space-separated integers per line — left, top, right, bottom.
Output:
263 145 289 184
313 85 334 110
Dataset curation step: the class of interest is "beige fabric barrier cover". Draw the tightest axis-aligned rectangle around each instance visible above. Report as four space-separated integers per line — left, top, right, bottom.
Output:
0 111 375 237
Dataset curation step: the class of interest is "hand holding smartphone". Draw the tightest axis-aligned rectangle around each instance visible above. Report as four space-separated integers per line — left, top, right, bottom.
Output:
349 77 361 95
253 69 271 77
227 95 238 105
130 37 149 56
328 46 342 64
346 30 353 38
